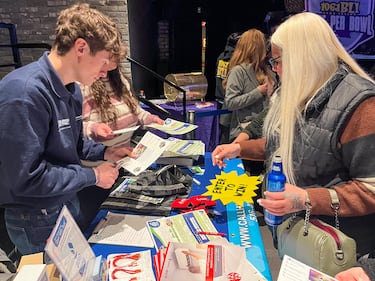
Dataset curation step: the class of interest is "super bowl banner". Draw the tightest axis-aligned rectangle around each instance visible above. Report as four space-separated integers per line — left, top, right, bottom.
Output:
305 0 375 53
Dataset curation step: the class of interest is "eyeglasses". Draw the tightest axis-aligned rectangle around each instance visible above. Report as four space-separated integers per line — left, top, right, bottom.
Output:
268 56 281 67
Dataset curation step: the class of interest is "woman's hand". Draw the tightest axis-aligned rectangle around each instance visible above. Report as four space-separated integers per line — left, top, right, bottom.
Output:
258 77 275 97
92 123 114 141
152 115 164 125
335 267 371 281
257 183 308 216
211 143 241 168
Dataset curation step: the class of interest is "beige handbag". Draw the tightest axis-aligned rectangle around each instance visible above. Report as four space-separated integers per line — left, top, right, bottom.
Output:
277 189 357 276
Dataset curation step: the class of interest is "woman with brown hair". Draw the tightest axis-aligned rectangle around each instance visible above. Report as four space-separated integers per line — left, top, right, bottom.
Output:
223 28 276 143
82 66 163 148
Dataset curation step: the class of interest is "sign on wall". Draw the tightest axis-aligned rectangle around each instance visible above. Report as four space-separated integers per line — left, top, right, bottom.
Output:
305 0 375 53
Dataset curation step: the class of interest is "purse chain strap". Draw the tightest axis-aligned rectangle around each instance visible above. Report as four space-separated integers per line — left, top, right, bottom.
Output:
288 189 341 235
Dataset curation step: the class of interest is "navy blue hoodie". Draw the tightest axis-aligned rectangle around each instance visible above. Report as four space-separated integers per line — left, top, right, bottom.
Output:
0 52 105 209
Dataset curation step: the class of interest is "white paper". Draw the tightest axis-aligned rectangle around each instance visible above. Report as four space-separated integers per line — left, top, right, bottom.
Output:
160 137 205 157
277 255 337 281
88 212 160 248
158 239 266 281
45 206 96 281
147 118 198 135
107 250 156 281
116 131 169 175
146 210 220 250
102 125 140 147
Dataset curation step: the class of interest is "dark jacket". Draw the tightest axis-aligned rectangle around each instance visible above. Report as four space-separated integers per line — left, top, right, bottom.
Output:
0 52 105 209
266 63 375 255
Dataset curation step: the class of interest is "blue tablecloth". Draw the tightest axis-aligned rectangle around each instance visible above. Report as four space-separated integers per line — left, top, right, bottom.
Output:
88 153 272 280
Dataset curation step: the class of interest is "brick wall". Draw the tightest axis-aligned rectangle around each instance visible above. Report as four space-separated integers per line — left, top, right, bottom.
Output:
0 0 131 78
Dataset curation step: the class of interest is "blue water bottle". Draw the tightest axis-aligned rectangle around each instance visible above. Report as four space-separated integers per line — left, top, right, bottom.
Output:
264 155 286 226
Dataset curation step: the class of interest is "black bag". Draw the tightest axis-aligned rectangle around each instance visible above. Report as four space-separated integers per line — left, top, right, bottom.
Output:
101 165 193 216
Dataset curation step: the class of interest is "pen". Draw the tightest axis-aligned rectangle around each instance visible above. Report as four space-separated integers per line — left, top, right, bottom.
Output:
92 217 108 237
193 178 201 185
196 231 226 237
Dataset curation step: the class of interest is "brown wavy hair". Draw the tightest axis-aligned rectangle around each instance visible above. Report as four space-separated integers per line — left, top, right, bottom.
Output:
223 28 273 89
89 67 139 128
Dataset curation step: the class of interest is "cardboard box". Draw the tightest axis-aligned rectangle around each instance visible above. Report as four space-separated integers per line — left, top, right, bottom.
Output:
17 252 60 281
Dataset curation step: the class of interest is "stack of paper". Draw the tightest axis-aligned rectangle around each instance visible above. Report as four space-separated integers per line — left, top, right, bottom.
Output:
88 212 160 248
146 210 221 250
156 137 205 166
154 238 267 281
107 250 155 281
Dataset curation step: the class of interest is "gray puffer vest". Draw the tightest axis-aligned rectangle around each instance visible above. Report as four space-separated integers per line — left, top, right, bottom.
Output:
267 64 375 256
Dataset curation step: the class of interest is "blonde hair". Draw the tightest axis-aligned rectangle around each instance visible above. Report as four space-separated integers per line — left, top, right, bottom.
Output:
223 28 272 88
264 12 375 184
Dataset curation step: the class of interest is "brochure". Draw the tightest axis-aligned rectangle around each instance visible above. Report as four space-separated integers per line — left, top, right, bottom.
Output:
147 118 198 135
160 137 205 157
277 255 338 281
146 210 221 250
103 125 140 147
156 238 267 281
107 250 156 281
116 131 169 176
88 212 160 248
44 206 97 281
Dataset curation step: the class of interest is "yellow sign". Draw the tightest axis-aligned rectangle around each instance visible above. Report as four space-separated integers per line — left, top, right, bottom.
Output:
203 171 261 205
216 60 229 79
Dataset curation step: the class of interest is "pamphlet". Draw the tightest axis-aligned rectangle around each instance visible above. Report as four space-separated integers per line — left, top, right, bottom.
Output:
277 255 337 281
146 210 220 250
156 238 267 281
103 125 140 147
107 250 156 281
88 212 160 248
160 137 205 157
44 206 97 281
147 118 198 135
116 131 169 175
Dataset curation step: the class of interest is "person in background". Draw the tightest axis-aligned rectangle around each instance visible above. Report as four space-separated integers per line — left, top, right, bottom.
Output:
78 65 164 230
214 32 242 145
212 17 285 170
212 49 282 168
211 89 279 169
81 66 164 147
0 3 135 255
215 32 242 106
222 28 276 175
223 28 275 143
217 12 375 258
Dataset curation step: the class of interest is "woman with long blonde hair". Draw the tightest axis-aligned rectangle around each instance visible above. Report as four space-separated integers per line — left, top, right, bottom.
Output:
230 12 375 258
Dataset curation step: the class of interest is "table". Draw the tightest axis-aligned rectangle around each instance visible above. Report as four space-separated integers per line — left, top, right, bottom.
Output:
142 100 220 152
87 153 272 280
